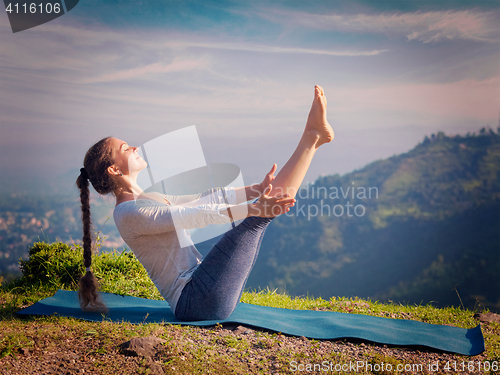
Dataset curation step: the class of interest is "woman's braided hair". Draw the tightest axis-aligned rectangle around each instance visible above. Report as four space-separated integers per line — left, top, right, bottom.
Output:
75 136 118 312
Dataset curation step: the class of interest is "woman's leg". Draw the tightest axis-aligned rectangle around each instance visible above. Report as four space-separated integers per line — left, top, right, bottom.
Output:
175 215 273 321
175 86 334 321
267 85 334 199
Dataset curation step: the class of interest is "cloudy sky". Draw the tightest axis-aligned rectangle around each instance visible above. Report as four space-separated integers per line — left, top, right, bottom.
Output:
1 0 499 195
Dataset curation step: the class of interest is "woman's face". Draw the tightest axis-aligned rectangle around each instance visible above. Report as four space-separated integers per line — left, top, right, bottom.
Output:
108 137 147 176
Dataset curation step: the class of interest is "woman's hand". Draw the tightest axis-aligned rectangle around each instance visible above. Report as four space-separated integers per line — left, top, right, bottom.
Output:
258 164 277 195
251 184 295 217
235 164 279 203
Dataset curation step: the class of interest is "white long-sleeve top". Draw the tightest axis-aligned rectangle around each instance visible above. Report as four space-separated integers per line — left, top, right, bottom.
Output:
113 187 236 314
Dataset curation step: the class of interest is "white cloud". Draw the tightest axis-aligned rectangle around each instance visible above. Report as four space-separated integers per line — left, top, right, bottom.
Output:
163 41 387 57
80 58 209 84
260 9 500 43
0 20 385 88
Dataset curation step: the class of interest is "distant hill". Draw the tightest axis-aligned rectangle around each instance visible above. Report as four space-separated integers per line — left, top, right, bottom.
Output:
244 131 500 312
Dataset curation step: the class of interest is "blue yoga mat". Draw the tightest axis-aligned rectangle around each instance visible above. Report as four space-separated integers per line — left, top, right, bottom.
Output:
17 290 484 356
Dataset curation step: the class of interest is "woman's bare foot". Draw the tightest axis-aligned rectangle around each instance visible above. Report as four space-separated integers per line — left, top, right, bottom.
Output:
304 85 334 148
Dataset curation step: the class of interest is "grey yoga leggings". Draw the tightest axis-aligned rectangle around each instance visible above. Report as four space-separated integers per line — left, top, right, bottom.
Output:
175 216 274 321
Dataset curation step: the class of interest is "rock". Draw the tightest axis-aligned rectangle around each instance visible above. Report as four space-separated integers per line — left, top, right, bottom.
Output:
119 336 167 357
232 325 254 335
18 347 30 355
144 358 165 375
475 312 500 324
232 325 247 334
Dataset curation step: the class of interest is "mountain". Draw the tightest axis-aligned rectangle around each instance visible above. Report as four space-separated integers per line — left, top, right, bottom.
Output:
244 131 500 312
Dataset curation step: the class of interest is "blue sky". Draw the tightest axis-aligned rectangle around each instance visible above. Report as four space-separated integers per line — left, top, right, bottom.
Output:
1 0 499 195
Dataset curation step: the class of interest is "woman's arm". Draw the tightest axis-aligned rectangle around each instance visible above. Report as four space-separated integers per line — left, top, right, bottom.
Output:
233 183 263 204
117 201 238 236
166 187 229 206
165 164 278 206
116 184 294 237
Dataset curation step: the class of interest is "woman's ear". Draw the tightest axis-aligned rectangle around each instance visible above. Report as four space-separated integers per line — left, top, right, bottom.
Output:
107 164 121 177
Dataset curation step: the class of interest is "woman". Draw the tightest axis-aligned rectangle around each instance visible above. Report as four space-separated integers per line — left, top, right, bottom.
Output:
76 85 334 320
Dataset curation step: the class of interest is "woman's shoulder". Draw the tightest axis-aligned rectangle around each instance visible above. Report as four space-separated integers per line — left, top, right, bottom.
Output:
113 197 175 232
116 192 168 208
113 200 138 224
113 196 164 219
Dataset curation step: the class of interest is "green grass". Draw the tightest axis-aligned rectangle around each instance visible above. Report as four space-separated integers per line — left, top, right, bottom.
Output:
242 288 480 329
1 240 499 374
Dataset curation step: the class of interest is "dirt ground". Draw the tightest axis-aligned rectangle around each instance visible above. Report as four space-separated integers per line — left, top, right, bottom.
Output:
1 318 496 375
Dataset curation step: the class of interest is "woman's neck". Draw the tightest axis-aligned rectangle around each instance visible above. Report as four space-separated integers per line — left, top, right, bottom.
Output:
114 180 144 206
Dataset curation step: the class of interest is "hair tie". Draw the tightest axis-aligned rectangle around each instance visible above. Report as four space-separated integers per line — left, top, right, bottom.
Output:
80 168 89 180
85 267 91 273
